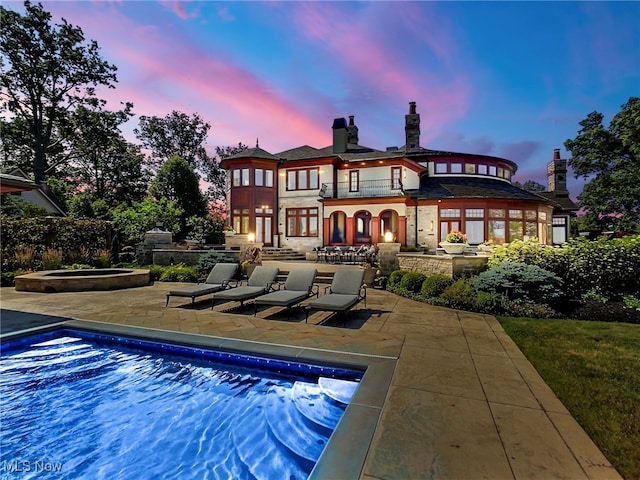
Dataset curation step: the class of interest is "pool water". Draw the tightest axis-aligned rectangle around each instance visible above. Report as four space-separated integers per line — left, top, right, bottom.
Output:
0 330 361 480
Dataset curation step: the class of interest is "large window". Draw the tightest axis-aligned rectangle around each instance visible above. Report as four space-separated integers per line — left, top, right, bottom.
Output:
232 209 250 234
287 168 318 191
391 167 402 190
349 170 359 192
286 208 318 237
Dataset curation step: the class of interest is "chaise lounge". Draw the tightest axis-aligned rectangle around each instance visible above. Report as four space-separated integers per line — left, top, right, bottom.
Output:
253 268 318 319
165 262 238 307
305 269 367 324
211 266 279 310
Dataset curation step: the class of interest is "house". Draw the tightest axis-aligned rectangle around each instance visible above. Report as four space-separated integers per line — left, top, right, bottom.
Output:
0 170 66 216
221 102 570 251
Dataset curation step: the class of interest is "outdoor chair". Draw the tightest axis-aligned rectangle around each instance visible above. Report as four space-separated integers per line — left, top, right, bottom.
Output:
165 263 238 307
211 266 279 310
253 268 319 319
305 269 367 325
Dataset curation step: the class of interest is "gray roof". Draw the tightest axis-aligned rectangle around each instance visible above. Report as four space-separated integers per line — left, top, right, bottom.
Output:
224 147 280 161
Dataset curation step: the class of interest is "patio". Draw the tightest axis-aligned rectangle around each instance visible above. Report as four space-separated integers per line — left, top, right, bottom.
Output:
0 272 621 479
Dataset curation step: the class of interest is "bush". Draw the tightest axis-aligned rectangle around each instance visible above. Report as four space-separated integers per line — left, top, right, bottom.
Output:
472 262 563 304
399 272 426 294
502 300 559 319
387 270 409 290
474 291 505 314
41 248 63 270
439 279 477 311
197 250 236 277
148 264 165 281
420 274 455 298
158 264 198 283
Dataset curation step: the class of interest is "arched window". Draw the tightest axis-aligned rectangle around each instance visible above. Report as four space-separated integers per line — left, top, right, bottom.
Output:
379 209 398 240
354 210 372 244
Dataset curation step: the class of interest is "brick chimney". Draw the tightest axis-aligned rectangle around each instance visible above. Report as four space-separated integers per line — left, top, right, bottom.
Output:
547 148 568 193
332 118 348 153
405 101 420 153
347 115 359 145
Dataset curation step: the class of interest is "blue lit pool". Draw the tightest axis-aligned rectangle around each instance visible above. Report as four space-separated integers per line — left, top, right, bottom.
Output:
0 329 362 480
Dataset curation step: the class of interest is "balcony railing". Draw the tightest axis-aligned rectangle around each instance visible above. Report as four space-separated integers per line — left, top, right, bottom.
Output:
320 179 404 199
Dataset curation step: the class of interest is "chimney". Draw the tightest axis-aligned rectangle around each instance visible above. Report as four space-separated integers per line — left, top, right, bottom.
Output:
547 148 568 193
347 115 359 145
332 118 348 153
405 101 420 153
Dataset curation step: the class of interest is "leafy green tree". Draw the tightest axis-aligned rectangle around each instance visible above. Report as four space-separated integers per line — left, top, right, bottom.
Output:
565 97 640 232
134 111 210 170
149 155 207 219
111 197 183 246
0 1 117 183
513 179 546 192
63 98 149 205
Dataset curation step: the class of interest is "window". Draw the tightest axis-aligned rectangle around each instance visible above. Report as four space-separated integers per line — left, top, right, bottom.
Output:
451 163 462 173
232 170 241 187
286 208 318 237
435 163 447 174
509 221 524 241
525 210 537 220
478 165 488 175
466 220 485 244
509 209 523 219
349 170 359 192
255 169 264 186
391 167 402 190
489 165 497 176
465 164 476 174
286 168 319 191
242 169 250 186
489 208 505 218
440 208 461 218
265 170 273 187
489 220 506 244
232 209 250 234
465 208 484 218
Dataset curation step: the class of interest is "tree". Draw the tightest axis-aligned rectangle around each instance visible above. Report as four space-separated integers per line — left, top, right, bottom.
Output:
62 98 149 206
0 1 118 183
111 197 183 246
149 155 207 236
134 111 210 170
513 179 546 192
565 97 640 232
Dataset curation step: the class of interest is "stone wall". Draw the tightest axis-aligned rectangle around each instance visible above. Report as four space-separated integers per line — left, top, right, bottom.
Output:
397 253 488 278
151 249 241 266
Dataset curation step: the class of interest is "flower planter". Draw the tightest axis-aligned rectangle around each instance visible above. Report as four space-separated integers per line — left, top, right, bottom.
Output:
439 242 468 255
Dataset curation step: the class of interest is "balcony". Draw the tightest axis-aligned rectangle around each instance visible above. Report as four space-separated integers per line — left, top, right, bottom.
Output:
320 179 404 199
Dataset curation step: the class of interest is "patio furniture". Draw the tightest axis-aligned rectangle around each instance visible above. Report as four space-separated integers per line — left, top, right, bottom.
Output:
253 268 318 319
305 269 367 325
165 263 238 307
211 266 279 310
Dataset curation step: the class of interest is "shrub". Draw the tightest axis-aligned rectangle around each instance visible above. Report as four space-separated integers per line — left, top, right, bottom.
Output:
420 274 455 298
399 272 427 294
197 250 235 277
502 300 559 319
387 270 409 290
41 248 63 270
474 291 505 314
158 264 198 283
439 279 477 310
472 262 563 304
13 246 36 270
148 264 165 281
623 295 640 311
92 249 112 268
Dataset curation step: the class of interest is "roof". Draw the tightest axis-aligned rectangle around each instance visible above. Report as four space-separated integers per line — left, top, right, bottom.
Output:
405 176 553 202
0 173 37 193
538 192 579 212
224 147 280 161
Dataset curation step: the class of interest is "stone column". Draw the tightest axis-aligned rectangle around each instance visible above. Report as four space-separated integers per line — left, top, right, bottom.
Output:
377 242 401 275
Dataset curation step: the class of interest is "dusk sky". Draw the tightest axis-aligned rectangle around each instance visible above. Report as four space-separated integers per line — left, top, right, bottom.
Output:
7 1 640 199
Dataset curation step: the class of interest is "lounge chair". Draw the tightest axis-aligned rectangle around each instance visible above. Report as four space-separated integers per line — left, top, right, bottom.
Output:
305 269 367 324
165 263 238 307
253 268 319 319
211 266 279 310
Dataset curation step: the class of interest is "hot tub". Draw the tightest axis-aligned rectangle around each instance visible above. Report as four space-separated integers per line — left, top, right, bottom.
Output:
14 269 150 293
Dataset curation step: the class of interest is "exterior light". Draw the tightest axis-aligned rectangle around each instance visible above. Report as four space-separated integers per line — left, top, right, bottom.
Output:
384 231 394 243
248 232 256 242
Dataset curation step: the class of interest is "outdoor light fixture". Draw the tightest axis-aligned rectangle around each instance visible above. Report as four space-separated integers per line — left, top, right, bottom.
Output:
429 220 434 232
248 232 256 242
384 231 394 243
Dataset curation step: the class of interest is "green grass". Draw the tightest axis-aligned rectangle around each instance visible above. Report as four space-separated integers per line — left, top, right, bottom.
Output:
497 317 640 480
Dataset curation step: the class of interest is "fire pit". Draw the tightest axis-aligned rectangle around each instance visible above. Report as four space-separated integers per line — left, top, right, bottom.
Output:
15 269 150 293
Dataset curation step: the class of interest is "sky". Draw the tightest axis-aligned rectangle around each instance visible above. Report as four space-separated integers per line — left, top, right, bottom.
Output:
6 1 640 199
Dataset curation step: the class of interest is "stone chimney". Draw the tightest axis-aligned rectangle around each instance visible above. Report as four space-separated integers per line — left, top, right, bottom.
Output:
347 115 359 145
332 118 348 153
547 148 568 193
405 101 421 153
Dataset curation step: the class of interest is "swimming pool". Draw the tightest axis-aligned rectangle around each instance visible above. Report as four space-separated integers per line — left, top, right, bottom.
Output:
0 327 363 480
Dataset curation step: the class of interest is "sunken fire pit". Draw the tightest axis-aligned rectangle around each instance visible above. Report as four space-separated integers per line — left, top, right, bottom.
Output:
15 269 150 293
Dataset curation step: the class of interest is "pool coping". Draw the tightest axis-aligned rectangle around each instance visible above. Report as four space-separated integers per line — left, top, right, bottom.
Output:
1 318 398 480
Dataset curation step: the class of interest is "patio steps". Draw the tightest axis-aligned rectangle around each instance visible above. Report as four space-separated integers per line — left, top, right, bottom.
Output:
261 247 307 261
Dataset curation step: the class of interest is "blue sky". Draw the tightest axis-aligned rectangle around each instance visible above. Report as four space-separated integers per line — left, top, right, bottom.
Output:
8 1 640 198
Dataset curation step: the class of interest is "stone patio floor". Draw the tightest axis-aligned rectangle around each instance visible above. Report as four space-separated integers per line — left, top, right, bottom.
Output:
0 272 622 480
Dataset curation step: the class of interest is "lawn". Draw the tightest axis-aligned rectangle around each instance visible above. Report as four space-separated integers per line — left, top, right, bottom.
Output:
498 317 640 480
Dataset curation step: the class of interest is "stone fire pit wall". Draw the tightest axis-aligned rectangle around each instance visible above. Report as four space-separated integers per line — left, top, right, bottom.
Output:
397 253 489 279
